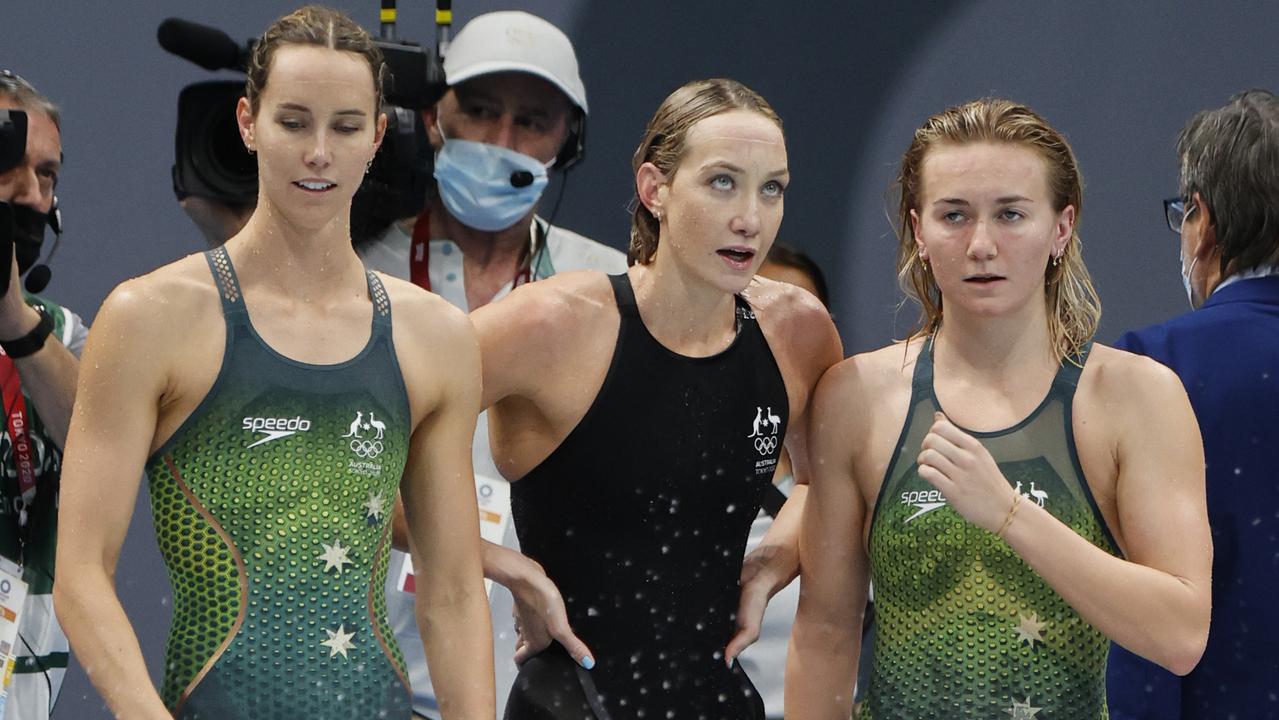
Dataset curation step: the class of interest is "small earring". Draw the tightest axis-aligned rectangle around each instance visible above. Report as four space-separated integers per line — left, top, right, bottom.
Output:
919 256 929 273
1052 253 1062 268
365 159 373 173
653 210 662 221
246 146 255 155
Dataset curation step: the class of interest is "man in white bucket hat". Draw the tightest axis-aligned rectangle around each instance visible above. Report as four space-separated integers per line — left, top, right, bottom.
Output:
359 10 625 719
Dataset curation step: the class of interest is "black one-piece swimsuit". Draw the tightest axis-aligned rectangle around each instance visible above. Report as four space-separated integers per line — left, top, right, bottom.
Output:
505 273 789 720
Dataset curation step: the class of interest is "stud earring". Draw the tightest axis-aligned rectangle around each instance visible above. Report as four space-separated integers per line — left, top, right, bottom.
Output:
246 146 255 155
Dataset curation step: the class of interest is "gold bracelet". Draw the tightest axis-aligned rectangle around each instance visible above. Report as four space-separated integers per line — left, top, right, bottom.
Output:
996 492 1023 539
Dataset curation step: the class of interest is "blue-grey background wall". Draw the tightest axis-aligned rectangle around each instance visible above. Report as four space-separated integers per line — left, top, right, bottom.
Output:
3 1 1277 716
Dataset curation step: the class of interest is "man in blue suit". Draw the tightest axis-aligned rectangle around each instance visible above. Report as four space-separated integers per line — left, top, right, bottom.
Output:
1108 89 1279 720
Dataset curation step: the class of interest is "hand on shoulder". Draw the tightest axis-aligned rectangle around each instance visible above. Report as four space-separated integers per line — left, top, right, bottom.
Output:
743 275 830 332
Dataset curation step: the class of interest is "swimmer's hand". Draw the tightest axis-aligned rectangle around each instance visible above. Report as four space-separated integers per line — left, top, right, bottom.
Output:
497 548 595 670
726 540 798 666
916 412 1019 534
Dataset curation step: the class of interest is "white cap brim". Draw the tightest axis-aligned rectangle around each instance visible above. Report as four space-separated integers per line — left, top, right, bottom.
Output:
446 61 588 115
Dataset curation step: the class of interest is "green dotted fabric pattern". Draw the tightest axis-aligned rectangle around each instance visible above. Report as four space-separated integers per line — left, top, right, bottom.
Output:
147 379 411 718
865 393 1118 719
148 453 243 708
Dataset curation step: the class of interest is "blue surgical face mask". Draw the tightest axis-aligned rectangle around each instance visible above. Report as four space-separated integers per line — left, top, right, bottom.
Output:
1180 249 1199 309
433 121 552 232
1178 200 1201 309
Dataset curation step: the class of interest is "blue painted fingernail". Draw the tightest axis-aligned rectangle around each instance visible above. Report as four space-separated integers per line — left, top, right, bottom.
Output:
581 655 595 670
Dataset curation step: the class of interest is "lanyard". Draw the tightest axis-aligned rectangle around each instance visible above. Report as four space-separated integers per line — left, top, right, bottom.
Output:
0 355 36 554
409 208 543 293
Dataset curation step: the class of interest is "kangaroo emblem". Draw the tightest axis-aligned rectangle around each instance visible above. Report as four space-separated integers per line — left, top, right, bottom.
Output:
342 411 364 439
748 407 765 438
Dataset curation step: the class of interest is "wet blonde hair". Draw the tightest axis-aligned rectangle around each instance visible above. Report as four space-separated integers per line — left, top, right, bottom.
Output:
245 5 386 115
895 98 1100 362
628 78 783 265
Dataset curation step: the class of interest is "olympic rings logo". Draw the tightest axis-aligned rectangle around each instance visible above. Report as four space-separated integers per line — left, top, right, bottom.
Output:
350 439 384 458
754 436 778 455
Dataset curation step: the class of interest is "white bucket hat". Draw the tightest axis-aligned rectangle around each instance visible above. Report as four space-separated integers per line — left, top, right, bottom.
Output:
442 11 589 114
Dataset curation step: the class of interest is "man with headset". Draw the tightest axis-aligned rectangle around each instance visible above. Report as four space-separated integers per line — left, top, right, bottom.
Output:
0 71 87 720
356 11 626 718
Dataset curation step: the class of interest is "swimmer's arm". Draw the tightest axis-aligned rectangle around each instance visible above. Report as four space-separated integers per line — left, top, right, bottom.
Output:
399 311 496 718
484 540 595 668
921 355 1211 675
785 362 870 719
391 503 596 669
728 292 843 661
1004 358 1210 675
53 284 174 719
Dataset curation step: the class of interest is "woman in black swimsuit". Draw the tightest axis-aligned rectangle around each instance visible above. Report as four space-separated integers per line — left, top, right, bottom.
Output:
470 78 842 719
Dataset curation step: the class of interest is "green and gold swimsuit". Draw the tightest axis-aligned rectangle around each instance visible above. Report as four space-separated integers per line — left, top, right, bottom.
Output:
145 248 412 719
864 339 1120 719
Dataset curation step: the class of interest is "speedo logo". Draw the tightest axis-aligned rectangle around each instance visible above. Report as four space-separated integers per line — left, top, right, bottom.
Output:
243 416 312 448
901 488 947 523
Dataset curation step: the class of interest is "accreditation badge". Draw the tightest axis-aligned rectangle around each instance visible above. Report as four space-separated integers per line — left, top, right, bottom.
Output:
396 475 512 596
0 557 28 717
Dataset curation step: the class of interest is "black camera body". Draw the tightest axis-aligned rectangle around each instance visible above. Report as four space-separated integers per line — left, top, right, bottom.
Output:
0 108 27 175
0 106 60 293
163 18 447 242
171 81 258 207
0 109 23 283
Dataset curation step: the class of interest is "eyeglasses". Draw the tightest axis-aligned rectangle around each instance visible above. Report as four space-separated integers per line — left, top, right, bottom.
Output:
1163 196 1198 233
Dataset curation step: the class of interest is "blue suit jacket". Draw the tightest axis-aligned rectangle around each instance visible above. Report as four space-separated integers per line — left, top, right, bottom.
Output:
1108 275 1279 720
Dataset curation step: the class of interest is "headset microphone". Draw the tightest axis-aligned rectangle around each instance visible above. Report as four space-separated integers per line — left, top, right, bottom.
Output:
510 171 534 188
23 263 51 294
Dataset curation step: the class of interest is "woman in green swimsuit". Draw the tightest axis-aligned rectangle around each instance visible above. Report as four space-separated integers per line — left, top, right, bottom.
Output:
787 99 1212 719
54 7 494 719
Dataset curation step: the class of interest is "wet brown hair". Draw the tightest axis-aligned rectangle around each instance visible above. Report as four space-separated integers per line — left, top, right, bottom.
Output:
629 78 783 265
244 5 386 115
895 98 1100 362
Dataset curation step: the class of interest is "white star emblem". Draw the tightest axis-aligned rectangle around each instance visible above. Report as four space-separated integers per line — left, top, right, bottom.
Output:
363 491 386 522
321 625 356 659
318 540 353 574
1014 612 1048 648
1006 696 1043 718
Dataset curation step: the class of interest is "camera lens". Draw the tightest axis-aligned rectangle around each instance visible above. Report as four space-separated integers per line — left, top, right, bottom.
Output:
191 104 256 194
173 81 258 204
